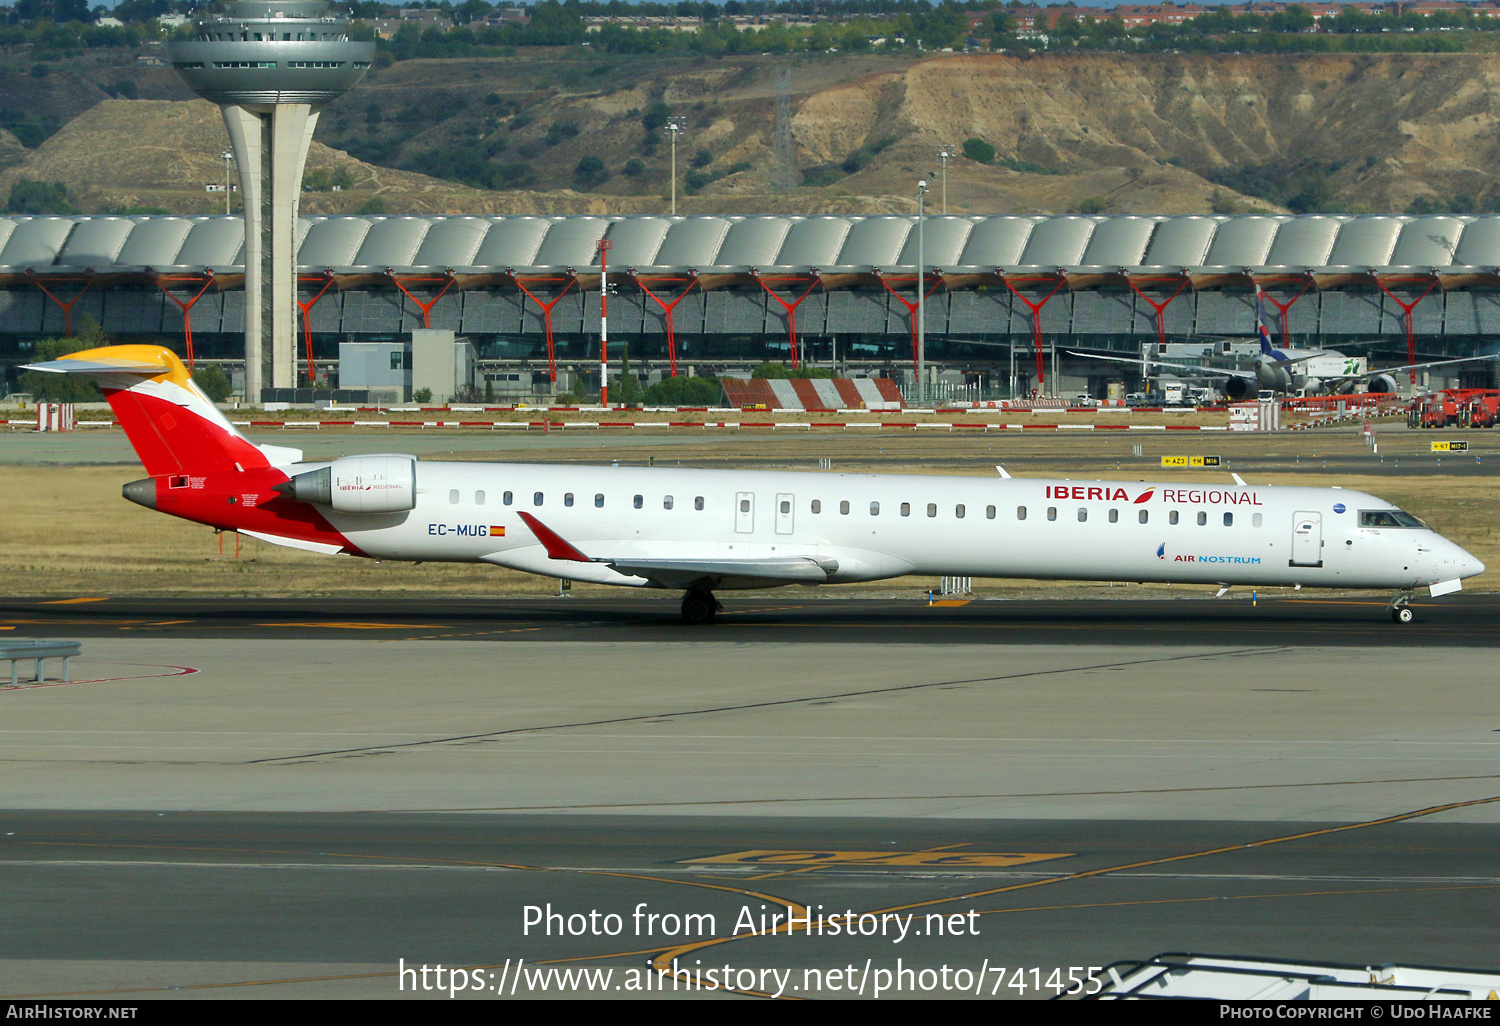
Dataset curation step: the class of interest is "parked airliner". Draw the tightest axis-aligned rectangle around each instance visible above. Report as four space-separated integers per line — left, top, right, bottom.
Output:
1074 287 1488 398
26 345 1484 624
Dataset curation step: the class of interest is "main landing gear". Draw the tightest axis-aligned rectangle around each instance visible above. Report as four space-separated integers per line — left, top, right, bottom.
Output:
680 588 721 625
1388 589 1416 624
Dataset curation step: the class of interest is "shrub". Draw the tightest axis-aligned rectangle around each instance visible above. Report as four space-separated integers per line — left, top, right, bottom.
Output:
962 137 995 164
192 364 233 402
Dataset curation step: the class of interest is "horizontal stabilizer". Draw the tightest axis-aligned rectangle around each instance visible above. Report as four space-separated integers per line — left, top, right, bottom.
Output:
21 357 173 377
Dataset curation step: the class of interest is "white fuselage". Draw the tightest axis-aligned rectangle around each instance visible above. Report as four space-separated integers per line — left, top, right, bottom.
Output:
308 462 1483 592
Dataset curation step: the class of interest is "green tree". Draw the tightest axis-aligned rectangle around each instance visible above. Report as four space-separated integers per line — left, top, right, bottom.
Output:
613 343 643 403
192 364 233 402
7 180 75 214
412 386 433 403
750 362 792 379
643 375 722 406
356 196 387 215
574 155 610 189
961 137 995 164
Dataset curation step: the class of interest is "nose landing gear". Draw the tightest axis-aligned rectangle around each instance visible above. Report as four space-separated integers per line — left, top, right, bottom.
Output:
680 588 720 625
1388 589 1416 624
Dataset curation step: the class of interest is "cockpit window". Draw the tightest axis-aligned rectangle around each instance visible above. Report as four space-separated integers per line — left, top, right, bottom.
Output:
1360 509 1427 529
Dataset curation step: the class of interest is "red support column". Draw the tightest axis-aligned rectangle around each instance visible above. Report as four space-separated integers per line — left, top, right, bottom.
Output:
155 273 216 371
751 271 822 370
387 270 456 330
1123 273 1191 351
999 274 1066 390
1376 276 1440 384
875 271 946 384
296 272 338 385
631 272 699 378
1254 276 1313 347
513 273 578 383
26 271 92 339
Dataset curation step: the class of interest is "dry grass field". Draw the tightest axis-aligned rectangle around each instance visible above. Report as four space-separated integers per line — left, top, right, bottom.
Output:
0 428 1493 599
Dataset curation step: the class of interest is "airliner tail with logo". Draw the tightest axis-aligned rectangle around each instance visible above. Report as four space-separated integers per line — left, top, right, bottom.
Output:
25 345 1484 624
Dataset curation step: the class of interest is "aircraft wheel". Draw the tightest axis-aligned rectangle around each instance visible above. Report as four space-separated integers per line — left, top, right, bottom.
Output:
1391 605 1415 625
681 591 718 625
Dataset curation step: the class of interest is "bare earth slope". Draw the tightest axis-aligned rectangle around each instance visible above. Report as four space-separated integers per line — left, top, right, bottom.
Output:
4 51 1500 216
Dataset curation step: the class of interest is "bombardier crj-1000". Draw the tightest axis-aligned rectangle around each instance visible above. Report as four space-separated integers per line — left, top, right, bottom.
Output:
26 345 1484 624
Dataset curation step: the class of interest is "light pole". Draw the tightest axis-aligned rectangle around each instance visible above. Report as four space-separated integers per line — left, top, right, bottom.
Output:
666 117 686 215
221 149 234 215
916 178 927 405
936 145 954 215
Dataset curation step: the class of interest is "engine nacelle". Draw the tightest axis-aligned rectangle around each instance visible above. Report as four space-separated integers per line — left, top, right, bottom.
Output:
280 455 417 514
1365 374 1401 395
1225 377 1253 401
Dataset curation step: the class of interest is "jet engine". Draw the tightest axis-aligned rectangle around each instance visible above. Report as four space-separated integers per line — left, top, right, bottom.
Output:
276 454 417 514
1225 378 1253 401
1365 374 1401 395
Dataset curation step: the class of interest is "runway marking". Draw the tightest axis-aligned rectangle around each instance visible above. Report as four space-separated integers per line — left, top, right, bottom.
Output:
244 645 1289 764
261 622 450 630
684 850 1073 868
0 663 199 691
414 770 1500 813
644 791 1500 987
972 882 1500 918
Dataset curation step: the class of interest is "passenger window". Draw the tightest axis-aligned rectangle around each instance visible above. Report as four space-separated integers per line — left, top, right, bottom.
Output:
449 489 459 504
633 494 643 509
533 492 543 506
476 490 485 505
840 500 850 515
1223 512 1233 527
564 493 574 507
1197 511 1207 526
955 504 965 519
594 493 604 508
740 499 750 513
665 496 674 510
1252 512 1262 528
695 496 704 511
811 499 821 514
1169 510 1179 525
1047 507 1057 521
927 503 937 518
901 502 911 517
780 499 790 514
1077 507 1087 522
870 501 880 515
503 491 513 505
986 505 996 520
1139 509 1149 525
1017 506 1027 521
1109 509 1118 523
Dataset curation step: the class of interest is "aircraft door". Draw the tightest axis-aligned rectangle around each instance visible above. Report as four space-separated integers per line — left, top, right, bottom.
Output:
775 493 794 535
1290 511 1323 567
735 491 754 534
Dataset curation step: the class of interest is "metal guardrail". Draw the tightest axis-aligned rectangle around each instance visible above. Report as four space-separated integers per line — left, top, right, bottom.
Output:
1 639 82 687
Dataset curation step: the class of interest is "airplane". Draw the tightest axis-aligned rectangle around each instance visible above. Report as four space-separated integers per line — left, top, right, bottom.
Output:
1072 288 1489 399
23 344 1485 625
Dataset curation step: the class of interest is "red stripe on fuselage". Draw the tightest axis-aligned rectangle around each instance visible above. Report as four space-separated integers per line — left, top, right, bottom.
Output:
154 467 366 556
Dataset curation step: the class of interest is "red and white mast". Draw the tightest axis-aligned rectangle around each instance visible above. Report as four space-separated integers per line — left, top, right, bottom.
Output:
597 238 612 407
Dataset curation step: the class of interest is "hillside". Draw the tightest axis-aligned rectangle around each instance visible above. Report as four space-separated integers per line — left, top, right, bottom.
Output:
6 50 1500 217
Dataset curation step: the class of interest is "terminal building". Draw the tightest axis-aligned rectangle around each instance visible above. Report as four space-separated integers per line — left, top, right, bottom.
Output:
3 212 1499 401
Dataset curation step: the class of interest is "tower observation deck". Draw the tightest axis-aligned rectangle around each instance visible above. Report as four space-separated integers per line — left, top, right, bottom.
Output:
168 1 373 399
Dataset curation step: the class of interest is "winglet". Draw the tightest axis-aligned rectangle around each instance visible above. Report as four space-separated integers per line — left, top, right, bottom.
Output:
517 511 591 562
995 465 1012 479
1231 473 1247 486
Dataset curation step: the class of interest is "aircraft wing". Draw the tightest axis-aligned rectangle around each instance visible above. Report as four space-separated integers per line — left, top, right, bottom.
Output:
1337 354 1495 382
1067 351 1258 380
515 512 837 587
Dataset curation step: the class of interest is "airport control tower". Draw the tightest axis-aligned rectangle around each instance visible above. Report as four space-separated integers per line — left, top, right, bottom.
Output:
168 1 373 399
